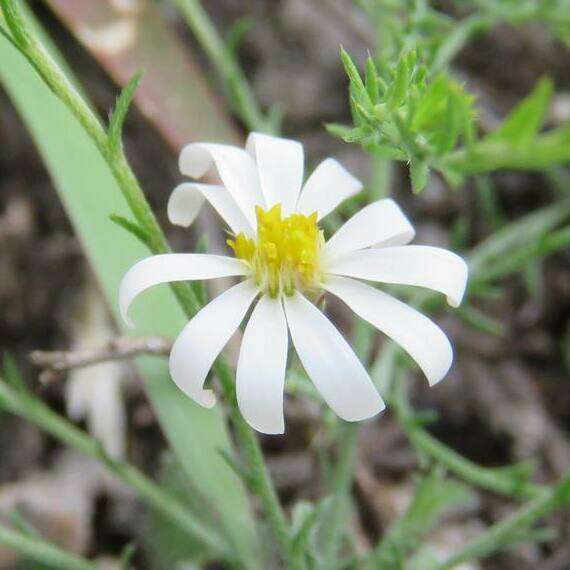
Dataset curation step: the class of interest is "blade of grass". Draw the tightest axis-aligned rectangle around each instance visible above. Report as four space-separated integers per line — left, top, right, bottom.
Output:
0 21 258 567
0 525 96 570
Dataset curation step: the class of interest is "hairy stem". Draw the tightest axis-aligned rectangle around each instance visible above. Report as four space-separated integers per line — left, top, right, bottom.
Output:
216 360 302 569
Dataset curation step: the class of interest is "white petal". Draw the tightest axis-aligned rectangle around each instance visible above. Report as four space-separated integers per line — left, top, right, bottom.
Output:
324 276 453 386
236 295 288 434
327 245 468 307
325 199 415 259
179 143 265 228
296 158 362 220
246 133 304 215
120 254 248 326
169 280 258 408
283 292 385 421
168 183 253 236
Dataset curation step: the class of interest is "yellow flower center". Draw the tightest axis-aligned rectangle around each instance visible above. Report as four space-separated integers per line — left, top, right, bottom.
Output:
228 204 325 297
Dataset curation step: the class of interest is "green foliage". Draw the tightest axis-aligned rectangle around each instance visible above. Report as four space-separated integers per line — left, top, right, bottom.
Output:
356 0 455 64
145 454 218 568
0 0 30 47
485 78 553 148
108 70 143 154
109 214 151 248
333 47 570 192
335 1 570 193
368 470 474 568
331 48 475 191
0 8 259 565
119 543 137 570
289 499 331 561
470 0 570 45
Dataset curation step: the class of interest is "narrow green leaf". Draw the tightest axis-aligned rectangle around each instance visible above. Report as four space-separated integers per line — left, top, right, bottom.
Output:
2 354 27 394
290 499 330 556
368 470 474 568
387 52 410 108
0 0 30 47
119 543 137 570
365 56 379 102
485 78 554 148
109 214 151 248
409 158 430 193
108 70 143 153
468 198 570 272
225 17 254 55
340 47 371 107
438 89 463 154
0 22 258 565
456 304 505 337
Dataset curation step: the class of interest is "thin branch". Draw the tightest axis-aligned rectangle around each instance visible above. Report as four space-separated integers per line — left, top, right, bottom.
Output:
30 336 172 384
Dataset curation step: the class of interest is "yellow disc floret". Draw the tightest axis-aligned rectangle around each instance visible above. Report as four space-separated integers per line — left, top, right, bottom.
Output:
227 204 325 297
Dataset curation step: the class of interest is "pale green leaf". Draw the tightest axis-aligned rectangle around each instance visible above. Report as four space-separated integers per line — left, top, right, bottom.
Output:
0 24 258 566
485 78 553 148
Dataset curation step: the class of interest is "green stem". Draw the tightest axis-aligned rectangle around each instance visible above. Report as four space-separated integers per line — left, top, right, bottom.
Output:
0 5 292 564
318 155 393 566
476 225 570 283
216 360 302 569
443 137 570 177
0 525 96 570
391 372 545 501
0 379 232 559
319 424 360 568
174 0 272 133
438 473 570 569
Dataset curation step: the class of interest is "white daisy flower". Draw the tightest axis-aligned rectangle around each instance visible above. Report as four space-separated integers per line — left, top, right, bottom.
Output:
119 133 468 435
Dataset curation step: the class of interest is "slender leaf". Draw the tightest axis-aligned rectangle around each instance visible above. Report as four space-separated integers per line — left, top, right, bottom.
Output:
485 78 553 148
0 23 258 566
108 70 143 153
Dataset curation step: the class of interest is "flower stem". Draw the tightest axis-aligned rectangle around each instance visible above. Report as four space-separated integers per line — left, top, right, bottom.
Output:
215 360 303 569
318 157 394 565
0 525 96 570
318 423 359 568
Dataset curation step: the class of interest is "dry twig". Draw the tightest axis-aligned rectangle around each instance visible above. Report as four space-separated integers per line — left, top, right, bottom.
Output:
30 336 172 384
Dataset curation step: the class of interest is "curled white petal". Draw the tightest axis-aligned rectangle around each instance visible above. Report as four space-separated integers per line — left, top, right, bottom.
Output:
236 295 288 434
119 254 248 326
168 183 253 236
179 143 265 228
325 199 415 259
296 158 362 220
246 133 304 216
327 245 468 307
169 280 258 408
324 276 453 386
167 182 206 228
284 292 385 422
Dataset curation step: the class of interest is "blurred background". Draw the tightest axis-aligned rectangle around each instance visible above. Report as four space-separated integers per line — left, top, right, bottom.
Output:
0 1 569 568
